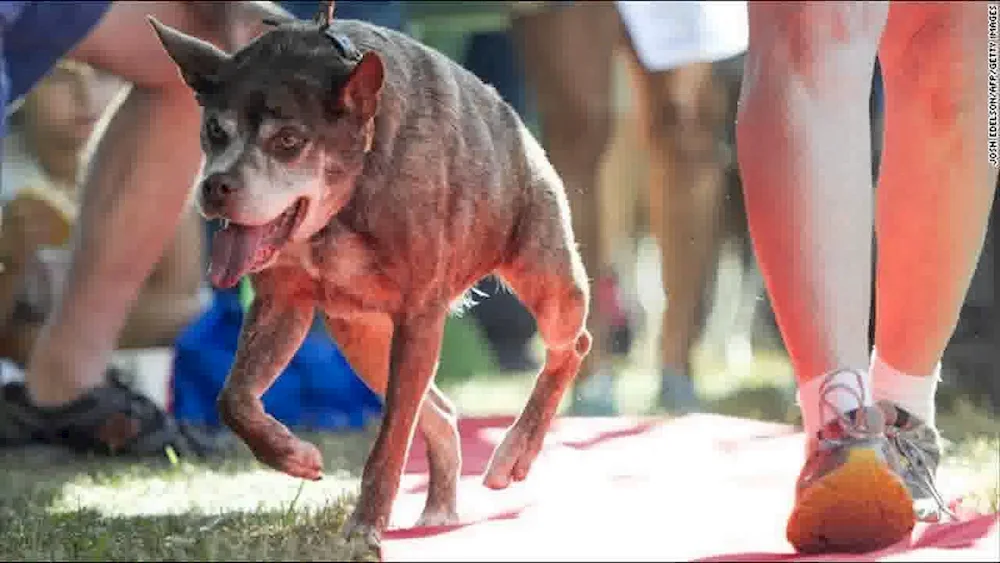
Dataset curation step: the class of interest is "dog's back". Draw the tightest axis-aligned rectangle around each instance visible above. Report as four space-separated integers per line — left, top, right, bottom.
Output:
333 20 557 292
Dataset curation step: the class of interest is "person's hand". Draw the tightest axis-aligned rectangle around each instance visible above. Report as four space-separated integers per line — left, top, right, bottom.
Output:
0 188 76 273
0 189 74 325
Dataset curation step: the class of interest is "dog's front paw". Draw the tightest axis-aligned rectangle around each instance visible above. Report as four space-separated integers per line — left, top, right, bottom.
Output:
482 422 544 490
219 391 325 481
249 435 324 481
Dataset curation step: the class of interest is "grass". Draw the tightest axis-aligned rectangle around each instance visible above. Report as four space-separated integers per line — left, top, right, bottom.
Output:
1 326 997 561
0 430 379 561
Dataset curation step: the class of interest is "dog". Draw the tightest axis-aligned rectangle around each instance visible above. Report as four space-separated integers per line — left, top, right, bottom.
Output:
150 14 592 551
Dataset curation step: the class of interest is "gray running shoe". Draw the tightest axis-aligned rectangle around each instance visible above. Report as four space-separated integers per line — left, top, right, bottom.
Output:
879 401 957 523
787 369 916 554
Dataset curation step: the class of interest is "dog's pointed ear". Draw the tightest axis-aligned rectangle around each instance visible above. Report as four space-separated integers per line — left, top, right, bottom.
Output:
148 16 229 95
339 51 384 122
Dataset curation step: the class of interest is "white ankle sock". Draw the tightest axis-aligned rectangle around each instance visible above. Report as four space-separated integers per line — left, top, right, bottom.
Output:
870 348 940 427
796 368 874 437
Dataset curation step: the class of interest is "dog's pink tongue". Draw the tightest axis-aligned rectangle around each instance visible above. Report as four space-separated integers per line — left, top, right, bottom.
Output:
209 224 269 289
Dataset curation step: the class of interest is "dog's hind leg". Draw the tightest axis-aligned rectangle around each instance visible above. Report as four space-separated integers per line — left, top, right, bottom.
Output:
414 384 461 526
482 193 593 490
325 314 461 528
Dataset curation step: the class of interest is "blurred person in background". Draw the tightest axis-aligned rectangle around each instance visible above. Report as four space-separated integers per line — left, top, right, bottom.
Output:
0 59 207 374
617 0 749 414
512 1 750 415
0 0 293 458
511 1 628 415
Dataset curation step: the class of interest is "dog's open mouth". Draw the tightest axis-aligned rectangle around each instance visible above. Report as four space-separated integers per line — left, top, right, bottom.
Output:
208 198 308 289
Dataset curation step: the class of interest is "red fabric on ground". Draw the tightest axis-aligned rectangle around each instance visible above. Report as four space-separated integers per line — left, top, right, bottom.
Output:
382 414 999 562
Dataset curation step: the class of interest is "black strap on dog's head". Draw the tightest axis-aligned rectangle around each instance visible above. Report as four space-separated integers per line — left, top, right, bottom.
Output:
261 1 362 62
323 28 362 62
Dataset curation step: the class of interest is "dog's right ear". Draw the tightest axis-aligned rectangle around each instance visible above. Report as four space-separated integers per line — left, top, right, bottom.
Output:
148 16 229 95
339 51 384 122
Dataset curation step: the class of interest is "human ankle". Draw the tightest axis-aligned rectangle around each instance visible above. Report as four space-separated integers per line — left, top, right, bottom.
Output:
25 375 93 407
25 335 107 407
796 368 874 438
870 348 939 428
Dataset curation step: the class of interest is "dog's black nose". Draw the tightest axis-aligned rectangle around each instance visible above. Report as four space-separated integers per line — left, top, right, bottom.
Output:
201 173 240 209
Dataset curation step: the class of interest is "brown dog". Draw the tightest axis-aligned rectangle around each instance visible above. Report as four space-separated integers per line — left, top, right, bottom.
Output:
149 15 592 550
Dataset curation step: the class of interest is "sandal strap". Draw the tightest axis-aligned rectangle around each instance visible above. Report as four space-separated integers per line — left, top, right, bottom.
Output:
1 368 231 458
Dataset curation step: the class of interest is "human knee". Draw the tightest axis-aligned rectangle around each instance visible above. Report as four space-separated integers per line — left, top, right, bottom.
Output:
880 5 981 124
542 100 613 163
82 2 287 91
744 3 886 93
651 89 725 169
183 1 293 48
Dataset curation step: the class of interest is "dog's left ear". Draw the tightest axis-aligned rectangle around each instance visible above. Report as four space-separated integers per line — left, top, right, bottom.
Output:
148 16 230 96
339 51 384 122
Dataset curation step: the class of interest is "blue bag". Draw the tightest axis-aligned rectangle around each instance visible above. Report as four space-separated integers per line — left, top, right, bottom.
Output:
170 288 383 431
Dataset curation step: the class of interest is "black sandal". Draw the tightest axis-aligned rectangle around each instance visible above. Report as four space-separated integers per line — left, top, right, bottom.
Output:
1 368 233 458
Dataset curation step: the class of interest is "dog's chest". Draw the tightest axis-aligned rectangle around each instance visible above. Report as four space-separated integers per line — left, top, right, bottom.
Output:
280 230 402 317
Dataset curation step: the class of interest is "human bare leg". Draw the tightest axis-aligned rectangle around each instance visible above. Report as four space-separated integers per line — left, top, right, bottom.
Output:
512 2 619 414
117 206 207 349
629 56 728 412
869 1 997 522
736 2 921 553
873 1 996 392
26 2 283 406
736 2 886 432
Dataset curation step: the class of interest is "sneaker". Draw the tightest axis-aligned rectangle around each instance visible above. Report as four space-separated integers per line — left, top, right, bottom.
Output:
595 273 637 357
0 368 232 459
568 369 618 417
786 369 916 554
879 401 957 523
658 367 701 415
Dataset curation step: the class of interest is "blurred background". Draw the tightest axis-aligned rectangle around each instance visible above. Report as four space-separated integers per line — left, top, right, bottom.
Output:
0 0 995 434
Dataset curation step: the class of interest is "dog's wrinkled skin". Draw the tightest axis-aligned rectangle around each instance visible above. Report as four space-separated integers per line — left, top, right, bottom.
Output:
150 17 592 551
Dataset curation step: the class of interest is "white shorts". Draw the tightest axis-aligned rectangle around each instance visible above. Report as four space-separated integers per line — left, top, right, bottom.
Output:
616 1 749 72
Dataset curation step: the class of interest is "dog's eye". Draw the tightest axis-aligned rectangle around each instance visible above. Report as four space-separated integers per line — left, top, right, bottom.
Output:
205 118 227 145
269 129 306 156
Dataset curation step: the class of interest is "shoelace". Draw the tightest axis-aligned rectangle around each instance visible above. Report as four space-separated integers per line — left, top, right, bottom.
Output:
817 369 878 444
886 425 958 522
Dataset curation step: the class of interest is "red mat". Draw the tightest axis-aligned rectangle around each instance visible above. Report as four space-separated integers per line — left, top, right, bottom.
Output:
382 414 999 562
